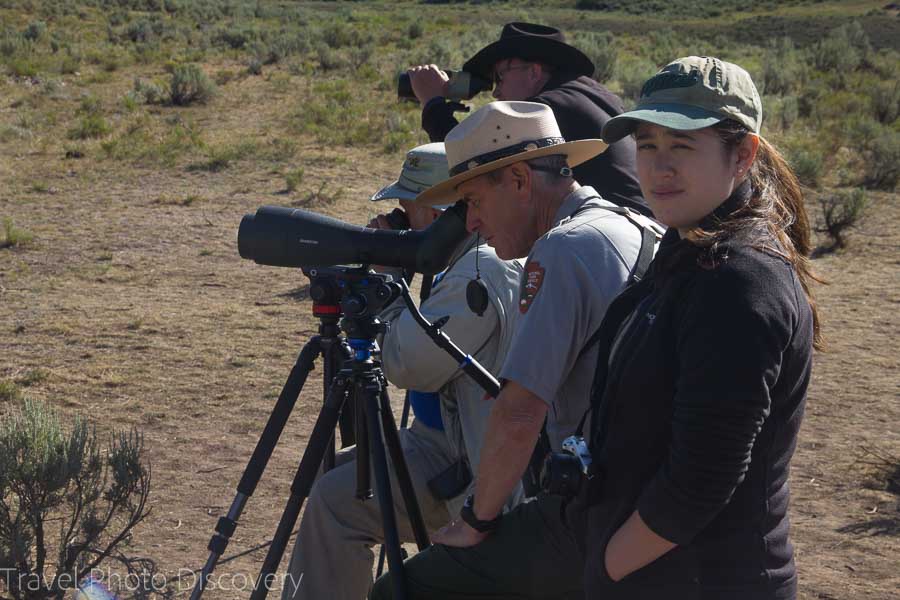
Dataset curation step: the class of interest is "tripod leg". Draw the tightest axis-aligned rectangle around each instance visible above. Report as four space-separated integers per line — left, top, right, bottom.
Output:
190 337 322 600
322 343 337 471
249 374 351 600
355 381 372 500
378 386 431 551
363 378 409 600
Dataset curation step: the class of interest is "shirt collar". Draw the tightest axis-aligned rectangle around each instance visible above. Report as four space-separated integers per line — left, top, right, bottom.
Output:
551 185 604 228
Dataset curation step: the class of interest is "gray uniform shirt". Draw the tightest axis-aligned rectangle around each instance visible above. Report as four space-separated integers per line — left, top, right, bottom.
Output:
380 235 524 512
500 186 644 451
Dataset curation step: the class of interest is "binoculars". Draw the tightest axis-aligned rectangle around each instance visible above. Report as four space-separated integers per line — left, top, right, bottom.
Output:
398 69 492 101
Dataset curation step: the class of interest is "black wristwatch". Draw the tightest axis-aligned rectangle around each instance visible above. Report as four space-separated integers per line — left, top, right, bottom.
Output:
459 494 502 533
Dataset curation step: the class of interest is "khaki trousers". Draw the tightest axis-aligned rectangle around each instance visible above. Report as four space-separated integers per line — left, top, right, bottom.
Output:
281 420 455 600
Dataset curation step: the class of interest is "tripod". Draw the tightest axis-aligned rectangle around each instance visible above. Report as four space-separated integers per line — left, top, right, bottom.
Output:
191 267 431 600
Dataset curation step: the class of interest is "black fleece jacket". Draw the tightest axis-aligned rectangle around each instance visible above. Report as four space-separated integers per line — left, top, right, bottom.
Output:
421 73 650 217
571 185 814 600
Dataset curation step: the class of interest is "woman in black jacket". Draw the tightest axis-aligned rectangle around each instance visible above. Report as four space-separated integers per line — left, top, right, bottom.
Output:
574 56 822 600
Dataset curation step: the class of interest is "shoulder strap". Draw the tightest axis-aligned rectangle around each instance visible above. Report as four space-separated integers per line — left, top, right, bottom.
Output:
573 202 663 360
521 199 662 496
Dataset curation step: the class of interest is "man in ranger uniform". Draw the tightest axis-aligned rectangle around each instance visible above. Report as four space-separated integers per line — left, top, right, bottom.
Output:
371 102 660 600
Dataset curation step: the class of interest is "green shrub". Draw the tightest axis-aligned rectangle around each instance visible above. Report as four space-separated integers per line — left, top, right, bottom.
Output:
408 22 424 40
129 77 167 105
616 56 657 104
572 31 617 83
246 58 263 75
817 188 868 250
761 38 805 96
0 31 27 58
285 167 304 192
67 97 110 140
863 133 899 190
316 43 346 71
845 115 883 152
57 51 80 74
811 23 870 72
101 116 204 167
186 141 256 172
870 81 899 125
16 368 49 387
1 217 35 249
22 20 47 42
765 95 800 131
215 24 257 49
788 146 824 188
169 63 216 105
0 399 152 600
0 380 23 402
7 56 39 77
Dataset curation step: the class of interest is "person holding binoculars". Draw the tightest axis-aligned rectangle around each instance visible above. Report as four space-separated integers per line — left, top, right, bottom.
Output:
280 143 523 600
406 22 651 218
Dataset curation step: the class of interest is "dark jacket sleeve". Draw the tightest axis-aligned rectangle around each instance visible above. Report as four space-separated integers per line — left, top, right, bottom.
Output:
421 98 460 143
636 256 796 544
529 80 648 215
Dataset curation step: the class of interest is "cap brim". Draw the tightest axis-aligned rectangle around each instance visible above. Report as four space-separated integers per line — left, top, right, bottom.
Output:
371 180 417 202
463 38 595 80
602 103 725 143
415 139 607 206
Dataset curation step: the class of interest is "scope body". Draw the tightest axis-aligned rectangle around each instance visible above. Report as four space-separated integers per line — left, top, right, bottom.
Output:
238 202 469 275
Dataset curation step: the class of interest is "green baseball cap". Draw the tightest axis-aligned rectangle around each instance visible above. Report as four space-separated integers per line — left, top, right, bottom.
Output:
602 56 762 143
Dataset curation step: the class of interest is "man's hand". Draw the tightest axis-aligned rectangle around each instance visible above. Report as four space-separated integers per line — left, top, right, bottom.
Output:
407 64 450 105
367 214 393 230
432 517 489 548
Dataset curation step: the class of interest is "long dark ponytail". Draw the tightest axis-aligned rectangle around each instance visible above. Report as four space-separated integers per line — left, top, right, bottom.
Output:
688 120 823 350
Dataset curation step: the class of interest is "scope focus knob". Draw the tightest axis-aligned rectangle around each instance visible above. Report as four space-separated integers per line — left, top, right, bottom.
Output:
343 294 367 316
309 283 328 303
375 284 392 301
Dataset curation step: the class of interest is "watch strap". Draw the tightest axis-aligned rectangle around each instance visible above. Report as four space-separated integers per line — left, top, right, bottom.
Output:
459 494 502 533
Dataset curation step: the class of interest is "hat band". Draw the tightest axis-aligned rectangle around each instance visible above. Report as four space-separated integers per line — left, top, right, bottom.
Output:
449 136 566 176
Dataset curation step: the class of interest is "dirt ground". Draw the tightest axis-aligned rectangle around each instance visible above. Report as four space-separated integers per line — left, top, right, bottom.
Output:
1 69 898 600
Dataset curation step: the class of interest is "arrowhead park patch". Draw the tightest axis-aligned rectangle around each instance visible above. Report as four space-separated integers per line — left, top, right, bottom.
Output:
519 261 545 314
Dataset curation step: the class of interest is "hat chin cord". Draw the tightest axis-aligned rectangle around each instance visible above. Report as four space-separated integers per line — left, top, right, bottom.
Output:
466 234 490 316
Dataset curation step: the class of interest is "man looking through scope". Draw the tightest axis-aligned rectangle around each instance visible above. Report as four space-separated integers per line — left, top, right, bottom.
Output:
281 143 524 600
406 22 651 218
371 102 661 600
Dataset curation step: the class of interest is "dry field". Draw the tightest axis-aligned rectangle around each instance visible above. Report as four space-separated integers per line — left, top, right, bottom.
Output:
2 61 899 600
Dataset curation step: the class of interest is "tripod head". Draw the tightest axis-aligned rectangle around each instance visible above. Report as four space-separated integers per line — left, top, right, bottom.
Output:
303 266 401 343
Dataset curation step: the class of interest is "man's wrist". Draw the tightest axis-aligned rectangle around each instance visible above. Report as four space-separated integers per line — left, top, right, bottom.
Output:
460 494 502 533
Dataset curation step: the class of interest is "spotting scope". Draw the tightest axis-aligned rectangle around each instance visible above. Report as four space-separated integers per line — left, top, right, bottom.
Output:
238 201 469 274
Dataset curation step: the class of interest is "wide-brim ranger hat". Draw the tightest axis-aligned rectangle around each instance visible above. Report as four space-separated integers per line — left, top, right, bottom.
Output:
371 142 449 202
602 56 762 143
463 22 595 81
416 101 607 206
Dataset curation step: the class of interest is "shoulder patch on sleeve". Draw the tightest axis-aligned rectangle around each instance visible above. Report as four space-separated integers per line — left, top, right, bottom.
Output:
519 261 546 314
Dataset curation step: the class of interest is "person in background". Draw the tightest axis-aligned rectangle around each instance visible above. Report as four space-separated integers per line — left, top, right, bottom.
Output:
407 22 651 217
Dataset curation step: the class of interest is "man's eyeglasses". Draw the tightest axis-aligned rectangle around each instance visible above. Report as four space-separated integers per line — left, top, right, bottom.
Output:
492 63 532 86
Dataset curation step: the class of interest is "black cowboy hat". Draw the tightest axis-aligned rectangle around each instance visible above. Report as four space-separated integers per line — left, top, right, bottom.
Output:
462 22 595 81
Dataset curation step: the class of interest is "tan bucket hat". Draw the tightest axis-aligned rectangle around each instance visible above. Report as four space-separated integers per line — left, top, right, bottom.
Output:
416 101 607 206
